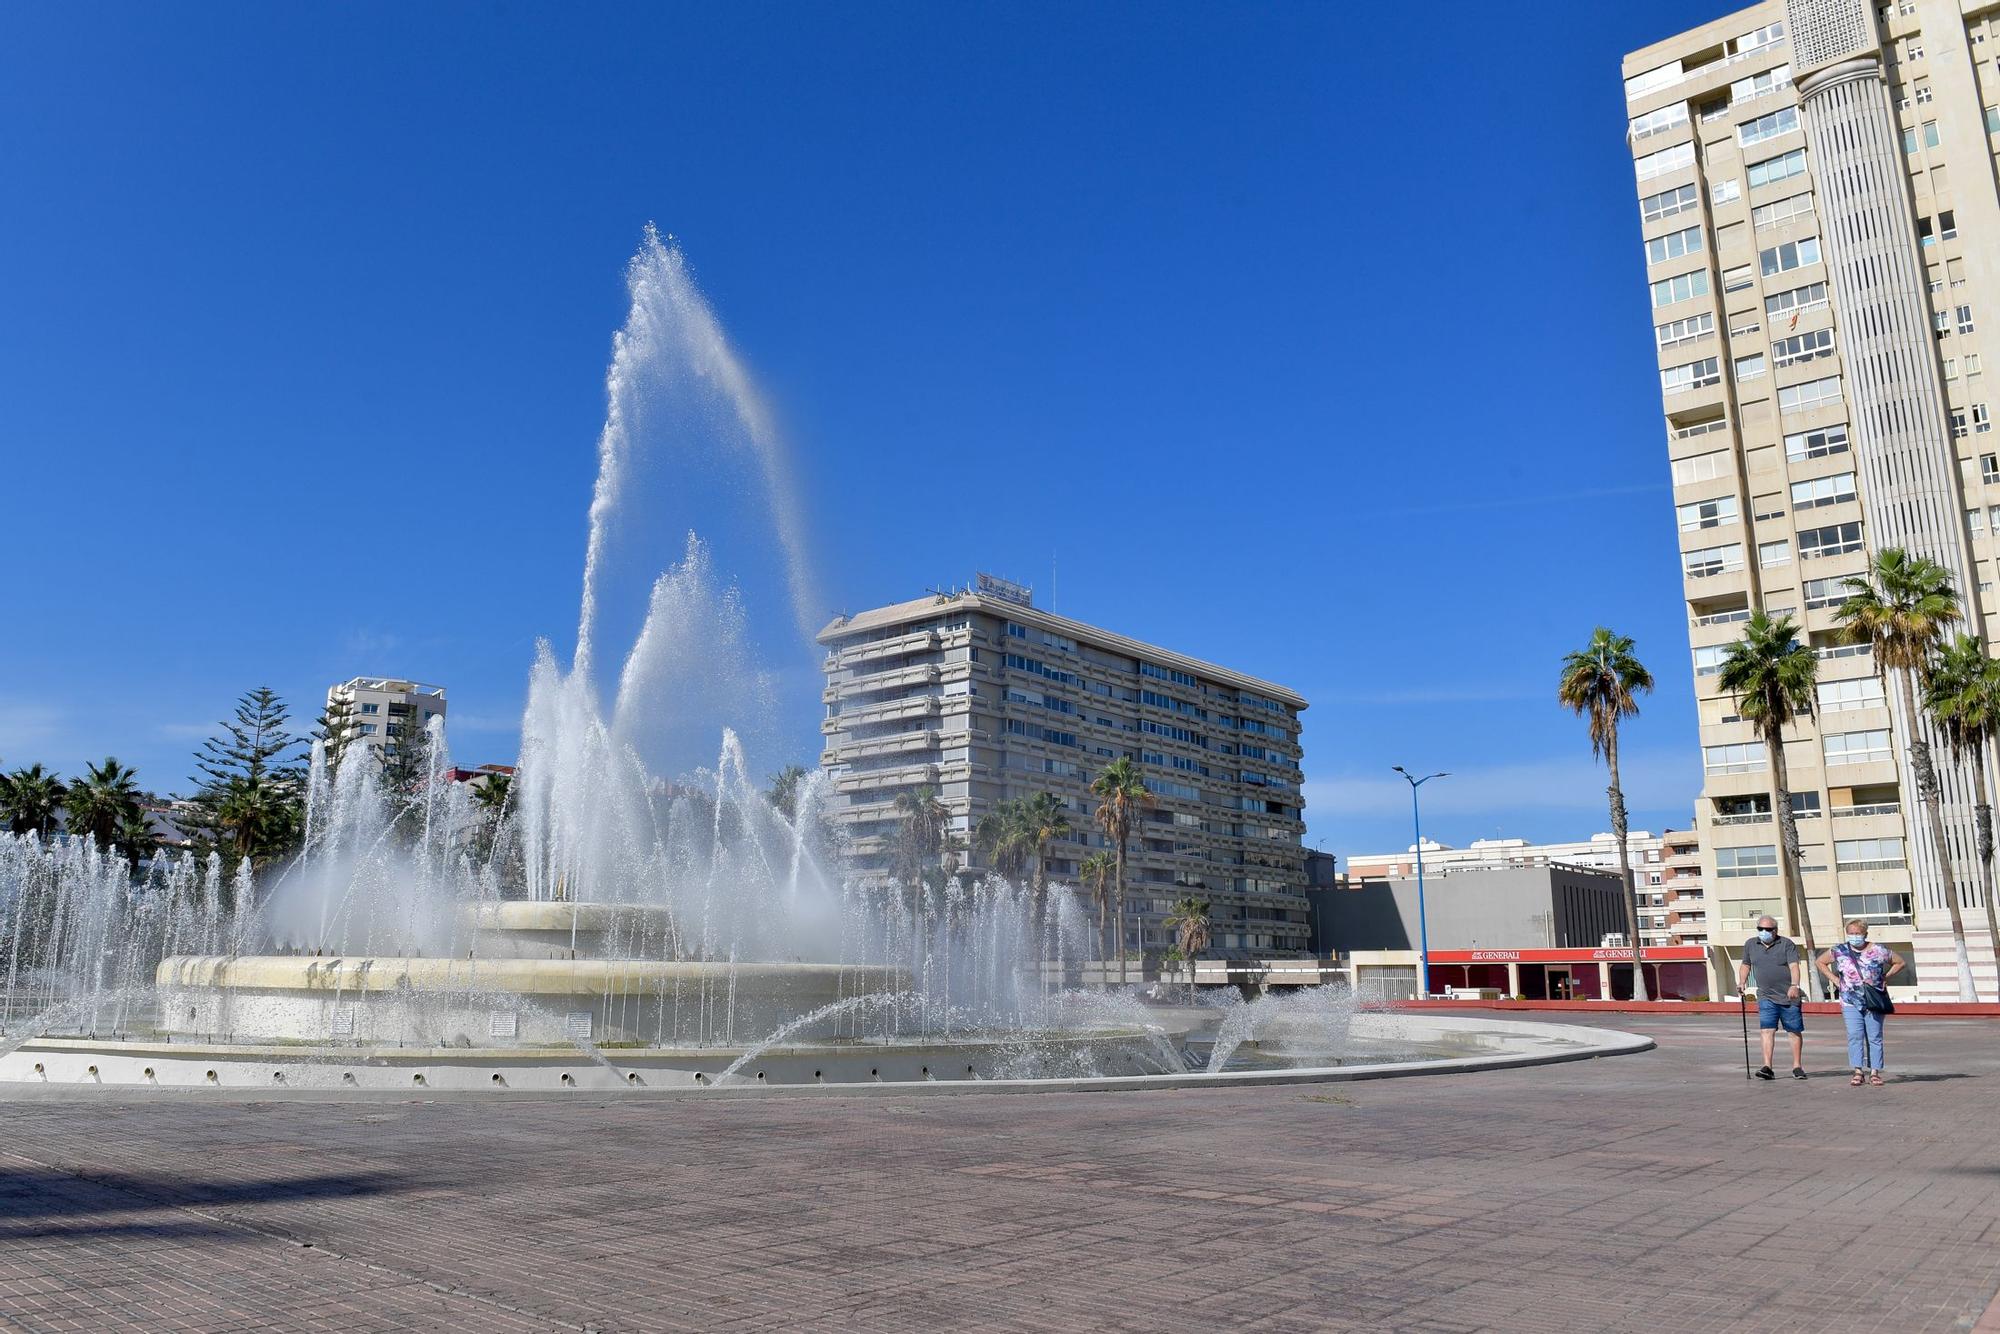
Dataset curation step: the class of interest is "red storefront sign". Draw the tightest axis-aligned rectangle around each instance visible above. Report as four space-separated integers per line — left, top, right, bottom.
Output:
1428 947 1708 964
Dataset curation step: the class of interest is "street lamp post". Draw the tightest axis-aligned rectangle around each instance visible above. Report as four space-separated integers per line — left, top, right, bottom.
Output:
1392 767 1448 999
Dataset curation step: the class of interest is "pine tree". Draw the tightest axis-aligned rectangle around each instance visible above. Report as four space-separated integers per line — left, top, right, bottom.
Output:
315 691 357 778
185 687 308 877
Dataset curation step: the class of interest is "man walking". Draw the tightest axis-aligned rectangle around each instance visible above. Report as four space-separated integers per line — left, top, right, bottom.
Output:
1737 914 1806 1080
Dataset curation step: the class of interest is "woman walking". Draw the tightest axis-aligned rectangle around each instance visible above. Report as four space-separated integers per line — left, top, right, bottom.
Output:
1817 919 1908 1086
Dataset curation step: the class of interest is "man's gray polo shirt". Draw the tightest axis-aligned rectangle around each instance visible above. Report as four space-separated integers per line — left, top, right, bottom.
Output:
1744 935 1802 1002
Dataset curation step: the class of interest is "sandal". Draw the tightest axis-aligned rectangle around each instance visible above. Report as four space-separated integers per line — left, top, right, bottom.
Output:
1869 1072 1885 1086
1850 1071 1865 1086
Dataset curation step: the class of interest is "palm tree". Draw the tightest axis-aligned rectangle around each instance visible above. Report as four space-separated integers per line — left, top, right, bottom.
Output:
765 764 809 821
1557 627 1655 1000
1091 758 1151 986
114 807 159 869
1020 791 1072 962
471 772 514 818
64 757 144 849
1716 613 1822 985
973 797 1033 881
1923 633 2000 983
1837 547 1978 1000
1079 851 1116 963
215 774 299 868
0 764 70 838
894 785 951 891
1164 896 1211 1001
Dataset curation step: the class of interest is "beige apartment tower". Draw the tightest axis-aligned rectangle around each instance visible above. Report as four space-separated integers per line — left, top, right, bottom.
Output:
1624 0 2000 998
323 677 447 765
816 578 1311 960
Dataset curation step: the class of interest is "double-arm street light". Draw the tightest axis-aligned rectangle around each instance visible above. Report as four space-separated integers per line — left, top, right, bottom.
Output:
1392 767 1448 998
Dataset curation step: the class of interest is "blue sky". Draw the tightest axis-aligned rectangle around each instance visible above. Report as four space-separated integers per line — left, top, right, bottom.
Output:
0 1 1733 858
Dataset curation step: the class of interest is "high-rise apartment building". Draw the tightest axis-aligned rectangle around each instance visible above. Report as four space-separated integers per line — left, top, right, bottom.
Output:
816 578 1311 960
1624 0 2000 998
323 677 448 764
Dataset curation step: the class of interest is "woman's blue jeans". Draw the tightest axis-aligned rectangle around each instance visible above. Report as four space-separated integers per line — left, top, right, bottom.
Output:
1842 1002 1886 1070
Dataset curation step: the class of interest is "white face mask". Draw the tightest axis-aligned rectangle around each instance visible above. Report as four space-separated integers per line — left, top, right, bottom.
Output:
1847 934 1867 948
1758 928 1776 943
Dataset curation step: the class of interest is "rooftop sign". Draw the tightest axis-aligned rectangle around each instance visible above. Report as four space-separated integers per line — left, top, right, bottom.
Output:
975 572 1033 607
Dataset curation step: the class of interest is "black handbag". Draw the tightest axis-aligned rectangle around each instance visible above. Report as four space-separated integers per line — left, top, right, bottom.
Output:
1857 983 1895 1015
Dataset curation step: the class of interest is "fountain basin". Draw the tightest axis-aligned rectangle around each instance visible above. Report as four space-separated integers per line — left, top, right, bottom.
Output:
464 901 683 959
0 1014 1653 1093
154 955 908 1047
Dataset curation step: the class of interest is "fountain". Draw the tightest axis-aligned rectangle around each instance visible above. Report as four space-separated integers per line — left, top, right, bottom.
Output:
0 230 1651 1092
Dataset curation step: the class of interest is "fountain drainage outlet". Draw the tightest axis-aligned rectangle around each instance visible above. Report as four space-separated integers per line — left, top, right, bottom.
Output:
491 1072 506 1086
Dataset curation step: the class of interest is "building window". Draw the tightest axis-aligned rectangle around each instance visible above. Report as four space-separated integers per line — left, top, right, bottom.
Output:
1662 357 1722 393
1734 352 1767 381
1958 304 1975 334
1760 237 1820 277
1825 729 1893 766
1672 450 1731 486
1818 677 1885 712
1684 543 1746 578
1657 312 1715 348
1790 472 1856 509
1651 269 1710 308
1914 81 1933 105
1677 495 1739 530
1772 327 1835 366
1835 838 1906 871
1941 212 1959 242
1636 141 1696 182
1759 539 1791 568
358 702 380 714
1737 106 1799 147
1724 264 1756 293
1646 226 1704 265
1753 493 1785 521
1764 283 1830 321
1641 183 1701 223
1779 376 1842 414
1747 148 1807 189
1630 103 1691 140
1717 845 1779 877
1784 423 1849 462
1802 575 1845 610
1692 644 1730 677
1798 521 1864 559
1704 743 1766 775
1752 192 1814 230
1731 64 1792 102
1979 404 1994 434
1711 177 1742 205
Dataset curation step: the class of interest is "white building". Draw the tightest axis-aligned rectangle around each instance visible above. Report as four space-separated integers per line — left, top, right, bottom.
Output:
324 677 447 765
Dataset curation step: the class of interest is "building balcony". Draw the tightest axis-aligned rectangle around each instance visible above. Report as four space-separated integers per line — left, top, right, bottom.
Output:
822 630 942 670
827 732 941 764
833 763 940 795
1831 802 1900 820
826 663 942 700
823 695 940 733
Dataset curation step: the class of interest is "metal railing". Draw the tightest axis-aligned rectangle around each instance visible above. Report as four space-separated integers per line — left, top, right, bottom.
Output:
1833 802 1900 818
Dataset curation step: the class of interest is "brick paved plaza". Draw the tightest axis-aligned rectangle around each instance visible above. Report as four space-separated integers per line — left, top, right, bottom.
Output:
2 1010 1998 1333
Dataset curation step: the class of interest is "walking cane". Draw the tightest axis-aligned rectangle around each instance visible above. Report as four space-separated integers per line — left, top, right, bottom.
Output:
1739 987 1753 1080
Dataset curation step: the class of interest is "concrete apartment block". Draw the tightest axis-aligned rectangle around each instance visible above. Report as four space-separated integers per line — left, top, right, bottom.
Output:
816 580 1311 960
324 676 447 764
1624 0 2000 997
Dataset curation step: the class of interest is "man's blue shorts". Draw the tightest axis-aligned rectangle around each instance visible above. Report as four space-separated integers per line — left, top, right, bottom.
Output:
1758 998 1804 1033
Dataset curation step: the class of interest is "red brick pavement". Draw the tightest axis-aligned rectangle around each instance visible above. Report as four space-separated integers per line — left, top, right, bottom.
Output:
0 1011 1997 1332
